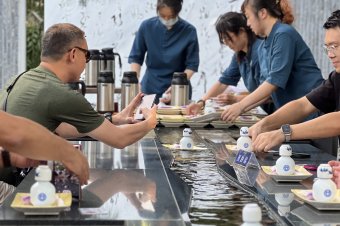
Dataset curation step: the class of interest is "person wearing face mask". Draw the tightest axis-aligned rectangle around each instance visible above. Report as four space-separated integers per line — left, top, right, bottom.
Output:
128 0 199 103
221 0 324 122
186 12 271 115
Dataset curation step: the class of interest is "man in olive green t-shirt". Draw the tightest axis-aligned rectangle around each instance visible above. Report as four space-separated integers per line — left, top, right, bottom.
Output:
0 23 157 148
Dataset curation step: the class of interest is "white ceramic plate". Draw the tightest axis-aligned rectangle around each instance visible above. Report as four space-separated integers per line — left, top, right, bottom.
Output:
291 189 340 210
11 193 72 215
262 165 313 182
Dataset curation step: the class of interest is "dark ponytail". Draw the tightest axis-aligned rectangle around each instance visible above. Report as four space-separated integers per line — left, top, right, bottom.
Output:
243 0 294 25
156 0 183 16
215 12 257 62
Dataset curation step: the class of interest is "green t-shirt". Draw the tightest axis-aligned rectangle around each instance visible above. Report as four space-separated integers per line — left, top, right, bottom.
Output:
1 66 104 133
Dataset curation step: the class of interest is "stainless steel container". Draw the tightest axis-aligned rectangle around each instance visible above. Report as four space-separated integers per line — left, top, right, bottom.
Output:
121 71 138 110
97 71 115 113
171 72 189 106
100 48 122 81
85 49 101 87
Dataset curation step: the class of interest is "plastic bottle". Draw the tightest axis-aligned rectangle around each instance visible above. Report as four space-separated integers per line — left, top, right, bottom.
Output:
204 99 216 114
313 164 337 202
237 127 252 152
30 165 56 206
241 203 263 226
275 144 295 175
180 128 194 149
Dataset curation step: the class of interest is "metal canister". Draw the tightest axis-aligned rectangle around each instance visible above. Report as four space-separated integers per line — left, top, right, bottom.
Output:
85 49 101 87
100 48 122 81
121 71 138 110
97 71 115 113
171 72 189 106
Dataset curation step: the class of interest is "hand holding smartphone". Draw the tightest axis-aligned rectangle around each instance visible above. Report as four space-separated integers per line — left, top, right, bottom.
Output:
134 94 156 120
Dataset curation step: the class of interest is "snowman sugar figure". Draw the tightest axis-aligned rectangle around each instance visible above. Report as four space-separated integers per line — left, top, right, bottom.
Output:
275 193 295 217
180 128 194 149
241 203 263 226
30 165 56 206
312 164 337 202
204 99 216 115
237 127 253 152
275 144 295 176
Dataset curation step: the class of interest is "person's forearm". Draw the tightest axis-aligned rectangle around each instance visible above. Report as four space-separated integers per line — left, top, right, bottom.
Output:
0 113 77 162
261 97 316 132
238 82 277 113
184 69 195 80
131 63 141 79
88 119 154 149
291 112 340 140
202 82 228 101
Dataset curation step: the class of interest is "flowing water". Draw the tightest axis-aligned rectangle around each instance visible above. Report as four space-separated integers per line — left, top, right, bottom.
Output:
156 127 278 226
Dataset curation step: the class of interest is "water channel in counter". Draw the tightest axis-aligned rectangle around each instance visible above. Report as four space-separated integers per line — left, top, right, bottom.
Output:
156 127 278 226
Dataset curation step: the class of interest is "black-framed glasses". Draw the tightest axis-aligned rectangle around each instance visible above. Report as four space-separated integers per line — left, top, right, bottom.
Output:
68 46 91 63
323 44 339 56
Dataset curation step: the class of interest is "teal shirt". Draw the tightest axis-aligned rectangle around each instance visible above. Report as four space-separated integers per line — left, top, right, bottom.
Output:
258 22 324 109
128 17 199 97
219 39 262 92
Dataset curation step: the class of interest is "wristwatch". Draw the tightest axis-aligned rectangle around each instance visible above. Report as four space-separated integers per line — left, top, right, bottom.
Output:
281 124 291 142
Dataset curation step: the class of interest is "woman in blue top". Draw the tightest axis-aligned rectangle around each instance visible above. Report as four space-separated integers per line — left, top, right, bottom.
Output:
128 0 199 103
221 0 324 121
186 12 264 115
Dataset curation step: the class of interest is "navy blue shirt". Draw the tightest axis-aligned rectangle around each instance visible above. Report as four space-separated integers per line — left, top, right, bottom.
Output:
128 17 199 96
219 39 262 92
258 22 324 110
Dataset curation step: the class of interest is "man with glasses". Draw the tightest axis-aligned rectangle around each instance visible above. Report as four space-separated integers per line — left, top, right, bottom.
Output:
0 23 157 153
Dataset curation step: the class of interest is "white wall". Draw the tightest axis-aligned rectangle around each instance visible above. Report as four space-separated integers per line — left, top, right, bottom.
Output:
44 0 244 100
0 0 26 89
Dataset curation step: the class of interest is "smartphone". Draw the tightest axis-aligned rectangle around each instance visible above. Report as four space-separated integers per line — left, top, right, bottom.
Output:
51 144 82 200
134 94 156 120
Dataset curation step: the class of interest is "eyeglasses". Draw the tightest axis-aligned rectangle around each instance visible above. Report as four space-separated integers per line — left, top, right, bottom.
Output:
68 46 91 63
323 44 339 56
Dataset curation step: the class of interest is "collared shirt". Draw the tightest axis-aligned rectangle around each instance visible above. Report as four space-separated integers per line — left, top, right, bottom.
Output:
258 22 324 109
128 17 199 95
219 39 262 92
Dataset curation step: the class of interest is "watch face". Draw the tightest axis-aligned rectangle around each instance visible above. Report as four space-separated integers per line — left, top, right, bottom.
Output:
282 124 291 134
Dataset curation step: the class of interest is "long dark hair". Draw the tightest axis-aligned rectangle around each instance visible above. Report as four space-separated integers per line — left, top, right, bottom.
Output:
215 12 257 62
243 0 294 25
156 0 183 16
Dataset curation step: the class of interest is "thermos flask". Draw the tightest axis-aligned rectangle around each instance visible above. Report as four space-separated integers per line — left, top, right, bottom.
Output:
100 48 122 81
121 71 138 110
171 72 189 106
97 71 115 113
85 49 101 87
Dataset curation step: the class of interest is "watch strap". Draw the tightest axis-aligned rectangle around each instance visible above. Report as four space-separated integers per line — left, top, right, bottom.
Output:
1 150 11 168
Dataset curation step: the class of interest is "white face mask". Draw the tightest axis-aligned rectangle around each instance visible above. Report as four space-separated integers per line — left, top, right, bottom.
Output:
159 16 178 28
